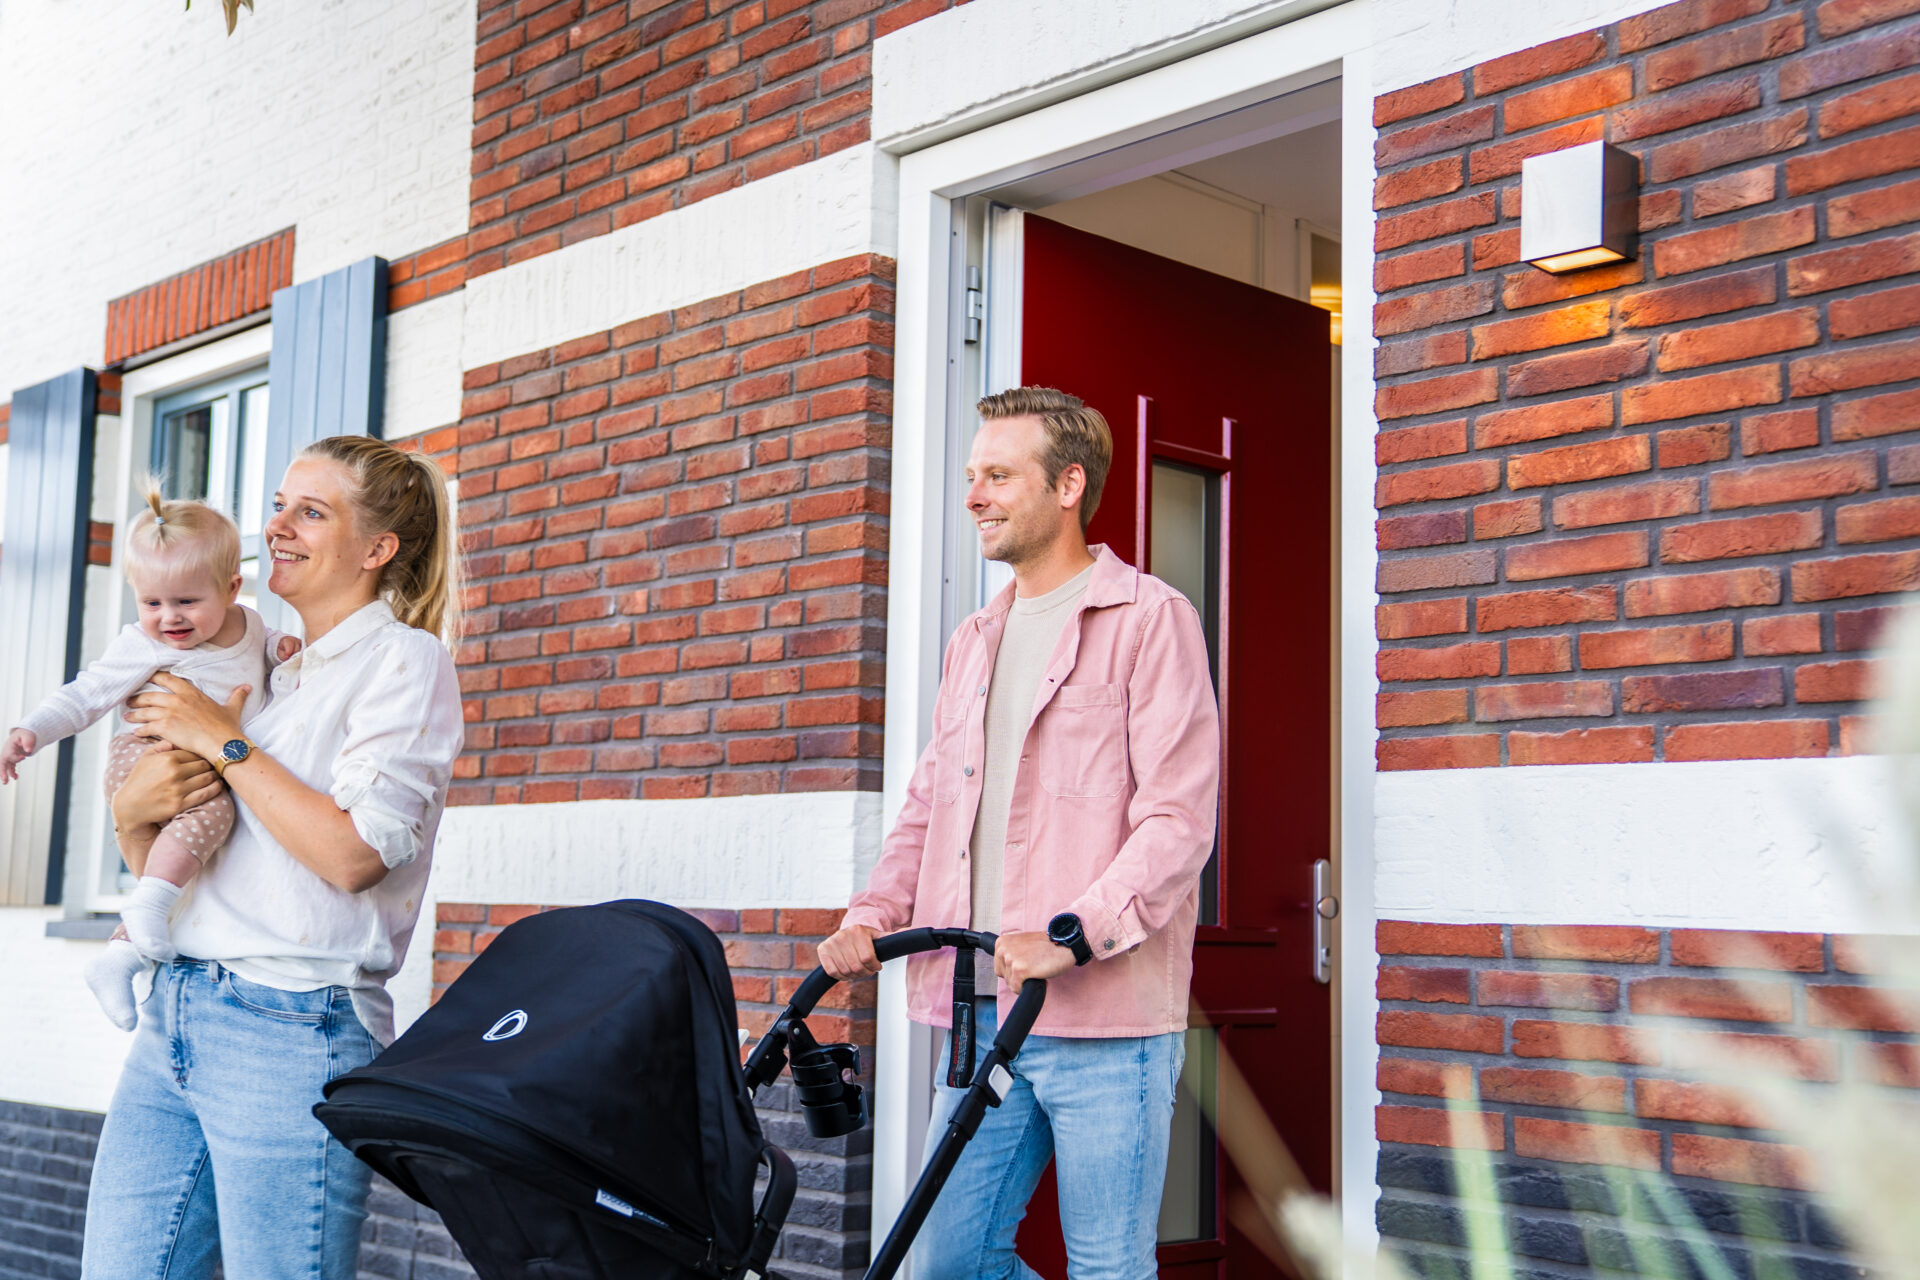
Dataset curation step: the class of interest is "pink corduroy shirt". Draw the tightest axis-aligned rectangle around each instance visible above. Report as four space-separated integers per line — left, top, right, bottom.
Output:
842 545 1221 1038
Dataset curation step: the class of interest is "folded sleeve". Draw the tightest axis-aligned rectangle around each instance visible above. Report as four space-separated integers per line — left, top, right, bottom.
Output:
16 626 158 746
329 633 465 870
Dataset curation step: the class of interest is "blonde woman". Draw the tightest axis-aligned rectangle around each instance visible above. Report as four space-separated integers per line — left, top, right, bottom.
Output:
81 436 465 1280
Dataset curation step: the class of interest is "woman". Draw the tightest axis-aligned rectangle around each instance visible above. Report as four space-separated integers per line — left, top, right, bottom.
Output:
81 435 465 1280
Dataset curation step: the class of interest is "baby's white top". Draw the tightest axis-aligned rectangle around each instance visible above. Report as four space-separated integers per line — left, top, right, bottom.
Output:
170 599 464 1046
14 607 272 745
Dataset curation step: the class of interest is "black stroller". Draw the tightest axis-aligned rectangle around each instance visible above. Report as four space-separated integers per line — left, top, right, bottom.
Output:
315 900 1045 1280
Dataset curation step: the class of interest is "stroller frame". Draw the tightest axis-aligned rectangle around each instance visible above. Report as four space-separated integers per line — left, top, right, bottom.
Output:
743 927 1046 1280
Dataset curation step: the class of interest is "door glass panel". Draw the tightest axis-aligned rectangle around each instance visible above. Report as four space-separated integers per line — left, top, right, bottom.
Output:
155 405 214 501
237 383 270 607
1150 461 1221 926
1158 1025 1219 1244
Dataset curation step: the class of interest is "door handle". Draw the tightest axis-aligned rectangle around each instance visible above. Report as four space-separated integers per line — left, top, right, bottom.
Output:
1312 858 1337 985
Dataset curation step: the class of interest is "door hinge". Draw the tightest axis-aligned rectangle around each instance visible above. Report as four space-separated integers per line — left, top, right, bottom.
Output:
964 266 984 345
1312 858 1337 985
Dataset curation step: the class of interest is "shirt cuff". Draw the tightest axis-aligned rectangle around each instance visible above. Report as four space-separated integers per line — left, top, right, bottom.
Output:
331 761 422 870
840 905 895 934
1068 895 1142 961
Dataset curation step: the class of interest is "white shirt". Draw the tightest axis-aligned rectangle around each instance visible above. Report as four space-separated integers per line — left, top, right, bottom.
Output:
169 599 464 1044
15 608 272 746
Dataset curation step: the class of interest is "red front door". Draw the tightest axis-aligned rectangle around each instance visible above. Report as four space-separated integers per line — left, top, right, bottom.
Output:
1011 215 1334 1278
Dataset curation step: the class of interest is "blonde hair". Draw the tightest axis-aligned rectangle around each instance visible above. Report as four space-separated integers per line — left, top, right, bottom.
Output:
976 386 1114 531
124 480 242 591
297 435 461 642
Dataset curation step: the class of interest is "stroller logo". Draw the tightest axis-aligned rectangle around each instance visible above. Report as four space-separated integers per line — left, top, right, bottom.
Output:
483 1010 529 1041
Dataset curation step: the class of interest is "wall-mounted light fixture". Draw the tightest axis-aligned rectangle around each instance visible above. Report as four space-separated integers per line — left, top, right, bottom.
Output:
1520 140 1639 274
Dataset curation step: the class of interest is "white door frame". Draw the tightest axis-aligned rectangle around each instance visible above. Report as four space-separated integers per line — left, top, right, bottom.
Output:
877 0 1382 1256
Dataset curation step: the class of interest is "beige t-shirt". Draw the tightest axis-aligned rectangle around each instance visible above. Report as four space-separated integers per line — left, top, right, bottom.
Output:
970 562 1096 981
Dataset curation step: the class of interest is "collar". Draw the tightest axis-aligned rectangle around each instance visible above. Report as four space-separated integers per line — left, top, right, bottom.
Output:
290 598 397 679
980 543 1138 623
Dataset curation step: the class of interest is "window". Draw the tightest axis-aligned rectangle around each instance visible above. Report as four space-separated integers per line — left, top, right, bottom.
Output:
151 370 271 607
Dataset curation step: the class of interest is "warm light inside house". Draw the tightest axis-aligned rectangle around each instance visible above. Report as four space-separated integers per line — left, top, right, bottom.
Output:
1310 230 1342 345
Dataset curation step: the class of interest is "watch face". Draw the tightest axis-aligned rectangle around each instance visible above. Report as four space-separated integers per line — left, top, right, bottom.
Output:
1048 913 1077 944
222 739 250 764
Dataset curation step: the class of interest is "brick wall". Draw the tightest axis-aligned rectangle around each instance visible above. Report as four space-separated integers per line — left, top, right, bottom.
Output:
1372 0 1920 770
434 903 877 1279
419 253 893 802
465 0 963 281
0 1100 96 1280
1374 919 1913 1278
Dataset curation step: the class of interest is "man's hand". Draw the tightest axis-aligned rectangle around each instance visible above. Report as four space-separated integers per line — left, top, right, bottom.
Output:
1 728 35 784
818 924 882 979
994 930 1076 993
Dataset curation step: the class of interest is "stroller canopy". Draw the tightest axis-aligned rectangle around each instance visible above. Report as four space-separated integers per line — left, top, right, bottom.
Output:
317 900 786 1280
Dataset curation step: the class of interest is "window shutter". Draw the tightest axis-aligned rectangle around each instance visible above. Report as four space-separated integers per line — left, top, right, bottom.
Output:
0 370 98 905
258 257 389 635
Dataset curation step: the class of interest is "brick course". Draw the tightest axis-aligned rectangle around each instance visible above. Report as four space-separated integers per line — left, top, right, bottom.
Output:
1372 0 1920 768
1374 918 1915 1278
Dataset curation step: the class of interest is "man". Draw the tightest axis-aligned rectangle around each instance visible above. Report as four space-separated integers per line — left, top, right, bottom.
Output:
820 386 1221 1280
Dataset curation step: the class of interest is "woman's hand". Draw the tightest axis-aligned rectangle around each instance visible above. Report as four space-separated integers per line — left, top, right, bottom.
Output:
123 674 250 762
111 748 223 832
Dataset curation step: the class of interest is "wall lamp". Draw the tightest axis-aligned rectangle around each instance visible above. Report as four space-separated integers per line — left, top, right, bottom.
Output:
1520 140 1639 274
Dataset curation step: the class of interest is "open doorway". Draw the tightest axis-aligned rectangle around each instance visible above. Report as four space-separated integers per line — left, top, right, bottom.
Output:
937 79 1344 1280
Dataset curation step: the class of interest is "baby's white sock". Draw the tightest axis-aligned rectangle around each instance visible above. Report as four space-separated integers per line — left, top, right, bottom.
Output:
85 939 148 1032
120 877 184 961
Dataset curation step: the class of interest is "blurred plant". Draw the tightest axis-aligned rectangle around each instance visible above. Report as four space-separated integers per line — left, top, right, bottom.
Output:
185 0 254 36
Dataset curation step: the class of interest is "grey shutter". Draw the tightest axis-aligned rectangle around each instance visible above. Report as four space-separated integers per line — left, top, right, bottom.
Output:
0 370 98 905
259 257 389 635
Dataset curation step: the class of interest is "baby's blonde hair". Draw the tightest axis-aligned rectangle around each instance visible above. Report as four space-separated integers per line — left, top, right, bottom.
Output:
123 479 242 592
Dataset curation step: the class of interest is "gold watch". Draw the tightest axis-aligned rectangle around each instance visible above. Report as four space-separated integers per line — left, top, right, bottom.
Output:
213 737 258 777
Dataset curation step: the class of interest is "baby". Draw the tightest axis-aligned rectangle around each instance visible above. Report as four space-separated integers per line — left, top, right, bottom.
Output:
0 485 290 1029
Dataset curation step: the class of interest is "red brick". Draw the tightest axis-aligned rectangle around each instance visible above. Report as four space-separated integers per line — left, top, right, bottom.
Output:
1374 278 1498 334
1830 176 1920 241
1377 688 1472 728
1672 1134 1815 1189
1694 165 1778 219
1830 281 1920 343
1377 734 1503 771
1378 598 1470 639
1835 388 1920 443
1508 437 1651 490
1378 920 1505 957
1377 642 1503 682
1819 0 1920 37
1470 301 1612 361
1649 110 1807 184
1839 494 1920 543
1621 667 1785 713
1473 680 1613 722
1513 1020 1660 1065
1376 458 1502 507
1502 258 1647 311
1791 336 1920 398
1644 14 1807 91
1620 266 1777 328
1619 0 1770 51
1377 420 1469 464
1473 227 1524 270
1662 510 1825 562
1377 966 1473 1003
1478 971 1620 1011
1514 925 1661 963
1473 31 1606 94
1743 612 1824 655
1792 548 1920 600
1375 74 1468 128
1476 586 1618 632
1788 230 1920 296
1624 567 1779 617
1378 510 1470 550
1474 497 1547 539
1481 1066 1627 1112
1472 395 1614 449
1503 66 1635 133
1375 1104 1505 1150
1581 620 1733 668
1741 408 1821 455
1822 71 1920 141
1623 366 1783 426
1789 122 1920 196
1514 1117 1662 1170
1508 725 1657 764
1506 531 1651 581
1377 368 1500 420
1469 117 1607 186
1658 422 1734 468
1375 106 1497 168
1375 246 1469 296
1635 1079 1769 1128
1858 1042 1920 1086
1554 479 1701 530
1672 929 1827 971
1658 310 1820 374
1664 718 1831 759
1654 207 1817 278
1612 75 1764 141
1785 20 1920 100
1377 1010 1505 1053
1837 604 1904 650
1632 975 1793 1021
1374 156 1465 211
1798 659 1881 702
1377 1058 1473 1099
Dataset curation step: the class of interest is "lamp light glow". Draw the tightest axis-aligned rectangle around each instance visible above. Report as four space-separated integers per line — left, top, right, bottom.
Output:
1521 141 1639 275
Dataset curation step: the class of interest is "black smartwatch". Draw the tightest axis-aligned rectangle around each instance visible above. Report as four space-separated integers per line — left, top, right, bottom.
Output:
1047 912 1093 966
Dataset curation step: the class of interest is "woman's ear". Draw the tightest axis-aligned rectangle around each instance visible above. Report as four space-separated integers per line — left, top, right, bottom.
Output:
363 531 400 572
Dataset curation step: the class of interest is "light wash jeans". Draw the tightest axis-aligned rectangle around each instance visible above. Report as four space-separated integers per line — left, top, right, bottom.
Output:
913 999 1185 1280
81 959 378 1280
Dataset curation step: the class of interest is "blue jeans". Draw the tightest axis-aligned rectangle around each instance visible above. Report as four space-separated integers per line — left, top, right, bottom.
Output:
913 1000 1185 1280
81 959 377 1280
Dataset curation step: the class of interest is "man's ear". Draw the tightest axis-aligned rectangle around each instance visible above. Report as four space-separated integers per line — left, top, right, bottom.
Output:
1056 464 1086 512
364 531 400 571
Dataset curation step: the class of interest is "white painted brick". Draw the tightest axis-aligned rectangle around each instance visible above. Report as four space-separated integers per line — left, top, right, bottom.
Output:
384 293 465 441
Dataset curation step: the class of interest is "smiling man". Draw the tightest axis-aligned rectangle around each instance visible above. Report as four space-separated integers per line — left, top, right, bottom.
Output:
820 386 1221 1280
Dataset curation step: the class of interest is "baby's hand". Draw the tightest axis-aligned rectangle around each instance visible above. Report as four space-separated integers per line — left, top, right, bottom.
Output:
275 635 303 663
1 728 35 784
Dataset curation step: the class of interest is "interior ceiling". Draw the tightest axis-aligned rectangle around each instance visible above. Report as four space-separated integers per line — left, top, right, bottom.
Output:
1175 119 1342 229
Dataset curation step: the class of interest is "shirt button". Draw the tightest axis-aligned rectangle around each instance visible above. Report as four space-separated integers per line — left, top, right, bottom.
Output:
977 686 987 696
1103 939 1115 950
963 766 974 777
960 848 968 859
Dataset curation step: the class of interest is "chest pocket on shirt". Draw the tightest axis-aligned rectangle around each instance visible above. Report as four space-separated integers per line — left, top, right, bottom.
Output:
931 693 970 803
1038 683 1126 799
